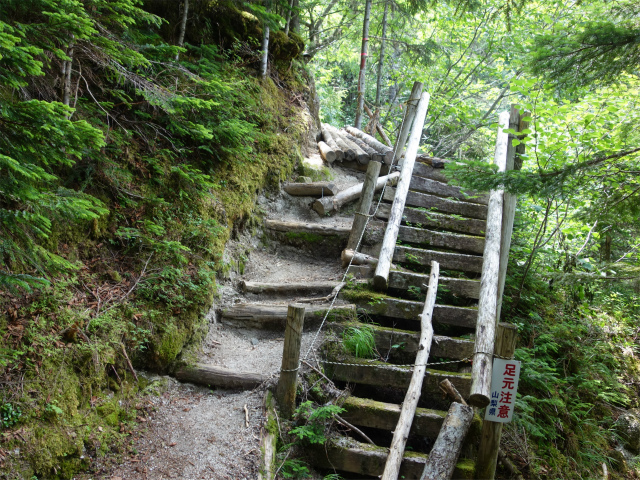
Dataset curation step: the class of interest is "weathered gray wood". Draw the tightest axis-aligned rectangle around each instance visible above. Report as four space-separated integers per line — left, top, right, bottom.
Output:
383 187 488 220
345 132 385 162
416 154 450 168
345 125 394 163
221 303 356 329
317 141 337 164
420 402 475 480
374 92 430 290
388 270 480 299
240 280 340 295
322 357 471 398
264 219 350 237
476 323 518 480
394 245 483 273
410 176 489 205
283 181 337 197
341 249 379 267
469 110 510 408
412 161 450 182
397 225 485 254
376 203 486 236
346 264 374 279
347 160 382 251
349 296 477 329
393 81 423 165
339 130 370 164
258 391 278 480
313 171 399 215
327 124 356 161
277 304 305 418
381 261 438 480
175 364 267 389
308 437 475 479
342 396 445 438
321 124 344 161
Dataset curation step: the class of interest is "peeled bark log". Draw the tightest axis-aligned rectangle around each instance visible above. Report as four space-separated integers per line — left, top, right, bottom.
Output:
345 132 385 162
339 131 369 164
240 280 340 295
321 124 344 161
284 181 336 197
318 141 337 164
419 402 474 480
175 364 267 390
264 219 350 237
327 124 356 160
341 248 378 267
346 126 393 163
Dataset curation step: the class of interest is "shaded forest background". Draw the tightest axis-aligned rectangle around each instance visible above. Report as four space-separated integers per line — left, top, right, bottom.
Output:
0 0 639 478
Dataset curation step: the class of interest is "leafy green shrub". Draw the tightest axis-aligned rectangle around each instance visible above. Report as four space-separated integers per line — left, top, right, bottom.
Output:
289 401 345 445
342 325 376 359
1 403 21 429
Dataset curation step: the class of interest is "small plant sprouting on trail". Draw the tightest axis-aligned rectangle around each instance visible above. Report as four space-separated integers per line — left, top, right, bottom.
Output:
290 401 346 445
342 325 376 358
1 403 21 429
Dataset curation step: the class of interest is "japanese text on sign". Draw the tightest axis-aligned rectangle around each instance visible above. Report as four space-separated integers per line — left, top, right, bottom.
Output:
484 358 521 423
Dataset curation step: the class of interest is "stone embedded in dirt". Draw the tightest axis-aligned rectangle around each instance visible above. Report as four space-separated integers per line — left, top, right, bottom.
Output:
616 410 640 452
250 337 259 346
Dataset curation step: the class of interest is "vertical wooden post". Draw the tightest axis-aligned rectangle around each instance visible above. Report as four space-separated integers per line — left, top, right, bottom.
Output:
392 82 423 165
347 160 382 251
354 0 372 129
276 304 305 418
475 323 518 479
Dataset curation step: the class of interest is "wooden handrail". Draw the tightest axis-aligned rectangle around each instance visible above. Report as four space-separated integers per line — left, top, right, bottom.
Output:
374 91 431 290
468 110 510 407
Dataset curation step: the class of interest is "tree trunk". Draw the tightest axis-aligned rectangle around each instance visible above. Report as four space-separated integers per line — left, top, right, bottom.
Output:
175 0 189 61
62 41 75 107
375 0 389 109
260 1 270 79
354 0 372 129
284 0 294 35
290 0 299 33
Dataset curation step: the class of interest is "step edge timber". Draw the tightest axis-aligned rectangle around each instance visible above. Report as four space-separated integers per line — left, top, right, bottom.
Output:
344 295 477 329
307 436 475 479
263 218 351 237
397 224 485 254
221 303 356 329
394 245 484 274
409 175 489 205
384 187 488 220
376 202 487 237
388 270 480 299
322 354 471 397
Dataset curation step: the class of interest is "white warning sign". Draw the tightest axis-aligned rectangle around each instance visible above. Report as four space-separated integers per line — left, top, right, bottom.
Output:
484 358 521 423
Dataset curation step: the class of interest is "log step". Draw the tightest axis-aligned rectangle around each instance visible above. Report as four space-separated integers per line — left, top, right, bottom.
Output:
389 270 480 299
283 181 337 197
264 219 350 238
345 296 477 329
394 245 483 274
410 176 489 205
308 437 475 479
221 303 356 329
384 187 488 220
322 356 472 398
412 160 449 182
376 203 486 236
240 280 341 295
397 224 485 254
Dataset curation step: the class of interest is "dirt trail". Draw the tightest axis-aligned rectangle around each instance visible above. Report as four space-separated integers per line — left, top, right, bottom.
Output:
98 161 360 479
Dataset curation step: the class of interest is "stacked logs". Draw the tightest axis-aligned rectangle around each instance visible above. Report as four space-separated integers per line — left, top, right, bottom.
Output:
318 124 393 166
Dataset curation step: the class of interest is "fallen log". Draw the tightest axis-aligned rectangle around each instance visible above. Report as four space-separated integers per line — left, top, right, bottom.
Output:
326 124 356 161
313 171 399 216
338 131 369 164
419 402 474 480
240 280 341 295
175 364 267 390
283 181 337 197
345 132 385 162
318 141 337 164
264 219 350 237
341 248 378 267
364 103 393 147
321 125 344 161
345 126 393 164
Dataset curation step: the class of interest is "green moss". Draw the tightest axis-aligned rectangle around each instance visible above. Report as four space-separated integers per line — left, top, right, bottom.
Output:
454 458 476 479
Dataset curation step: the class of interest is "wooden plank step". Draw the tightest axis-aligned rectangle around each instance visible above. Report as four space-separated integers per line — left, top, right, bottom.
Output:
322 356 471 398
342 396 445 438
283 181 337 197
376 203 486 236
384 187 487 220
394 245 483 274
309 437 475 479
410 176 489 205
221 303 356 329
264 219 350 237
397 224 485 254
240 280 341 295
371 325 474 360
350 296 477 328
389 270 480 299
412 160 450 183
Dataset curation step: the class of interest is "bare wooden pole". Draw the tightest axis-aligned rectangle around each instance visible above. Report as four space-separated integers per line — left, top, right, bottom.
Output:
276 304 306 418
475 323 518 480
392 82 423 165
469 111 509 408
260 0 270 79
175 0 189 61
374 92 430 291
347 160 382 251
381 261 439 480
354 0 372 129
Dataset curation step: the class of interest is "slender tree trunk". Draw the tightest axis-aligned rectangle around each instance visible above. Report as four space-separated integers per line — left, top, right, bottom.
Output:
375 0 389 109
175 0 189 61
284 0 294 35
62 41 74 107
355 0 372 129
291 0 299 33
261 0 270 79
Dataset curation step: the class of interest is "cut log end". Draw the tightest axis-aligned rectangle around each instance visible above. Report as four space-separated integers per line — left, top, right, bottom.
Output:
373 274 388 291
467 393 490 408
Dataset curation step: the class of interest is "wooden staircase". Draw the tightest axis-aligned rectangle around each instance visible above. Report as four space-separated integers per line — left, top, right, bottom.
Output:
306 157 486 479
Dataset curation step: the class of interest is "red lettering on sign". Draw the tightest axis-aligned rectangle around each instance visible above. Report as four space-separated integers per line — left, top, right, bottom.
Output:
504 364 517 376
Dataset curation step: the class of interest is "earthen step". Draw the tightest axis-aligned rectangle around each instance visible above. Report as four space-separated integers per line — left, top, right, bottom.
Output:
384 187 488 220
394 245 483 274
308 437 475 479
322 355 471 398
376 203 486 236
397 224 485 254
410 176 489 205
347 296 477 328
389 270 480 299
221 303 356 329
